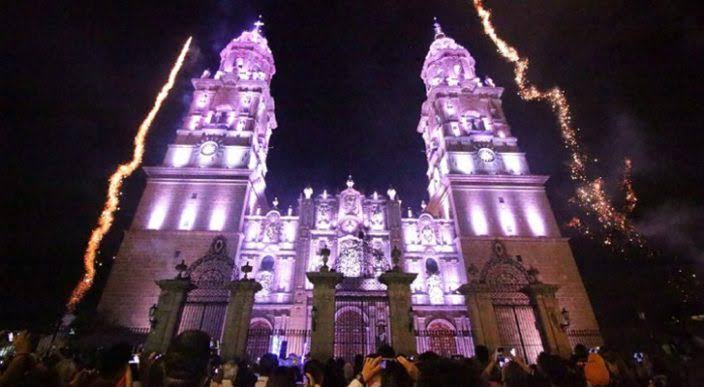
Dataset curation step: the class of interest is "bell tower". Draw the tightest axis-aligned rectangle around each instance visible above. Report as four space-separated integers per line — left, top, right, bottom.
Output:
417 21 602 350
98 20 279 328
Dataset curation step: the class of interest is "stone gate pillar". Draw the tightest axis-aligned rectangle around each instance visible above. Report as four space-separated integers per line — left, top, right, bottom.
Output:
524 283 572 357
220 278 263 360
144 277 194 353
457 283 502 351
306 266 343 361
378 270 417 355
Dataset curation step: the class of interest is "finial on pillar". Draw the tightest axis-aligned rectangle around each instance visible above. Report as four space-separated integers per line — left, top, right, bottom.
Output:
319 245 331 271
303 186 313 199
391 246 402 271
387 186 397 201
241 261 253 279
272 197 279 209
346 175 355 188
433 17 445 39
420 200 427 211
175 259 188 279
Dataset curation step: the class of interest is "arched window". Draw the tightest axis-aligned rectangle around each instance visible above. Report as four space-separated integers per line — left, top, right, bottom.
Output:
425 258 443 304
260 256 275 271
425 258 440 275
257 256 276 296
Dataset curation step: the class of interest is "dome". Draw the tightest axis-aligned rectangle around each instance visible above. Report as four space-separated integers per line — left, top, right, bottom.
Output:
218 20 276 80
421 22 477 90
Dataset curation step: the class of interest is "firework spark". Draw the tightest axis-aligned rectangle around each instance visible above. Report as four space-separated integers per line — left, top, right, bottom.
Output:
623 158 637 214
66 37 193 311
472 0 641 244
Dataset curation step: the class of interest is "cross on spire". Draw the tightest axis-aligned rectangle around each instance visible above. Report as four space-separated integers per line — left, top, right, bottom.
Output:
433 17 445 39
253 14 264 33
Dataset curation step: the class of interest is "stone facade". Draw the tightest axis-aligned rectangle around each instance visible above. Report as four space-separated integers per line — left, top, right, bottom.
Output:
98 21 601 361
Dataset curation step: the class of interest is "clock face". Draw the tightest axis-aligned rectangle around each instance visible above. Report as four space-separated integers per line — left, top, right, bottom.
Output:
200 141 218 156
478 148 495 163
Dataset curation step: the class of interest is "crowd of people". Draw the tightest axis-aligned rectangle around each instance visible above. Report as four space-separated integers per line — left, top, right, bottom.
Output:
0 329 689 386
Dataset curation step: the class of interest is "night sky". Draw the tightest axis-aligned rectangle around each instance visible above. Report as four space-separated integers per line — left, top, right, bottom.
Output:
2 1 703 345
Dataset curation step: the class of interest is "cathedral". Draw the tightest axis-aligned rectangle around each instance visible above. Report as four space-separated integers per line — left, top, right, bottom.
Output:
98 21 602 362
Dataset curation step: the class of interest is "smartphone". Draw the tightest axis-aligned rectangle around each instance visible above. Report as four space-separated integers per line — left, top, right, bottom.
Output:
406 355 416 361
498 356 510 368
509 348 517 357
589 346 600 354
128 355 140 365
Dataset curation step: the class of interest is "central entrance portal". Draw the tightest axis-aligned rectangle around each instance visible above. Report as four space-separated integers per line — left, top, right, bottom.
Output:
334 293 390 360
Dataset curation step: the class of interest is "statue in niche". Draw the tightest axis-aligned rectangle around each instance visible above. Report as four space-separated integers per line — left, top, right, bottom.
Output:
370 205 384 228
316 203 331 228
342 194 358 215
420 225 436 245
261 216 281 244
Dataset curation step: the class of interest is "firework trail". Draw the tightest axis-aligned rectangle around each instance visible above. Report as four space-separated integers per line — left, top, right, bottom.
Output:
472 0 641 244
66 37 193 311
623 158 637 214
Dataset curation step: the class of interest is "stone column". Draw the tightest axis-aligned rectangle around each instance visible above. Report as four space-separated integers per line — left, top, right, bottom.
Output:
524 283 572 357
457 283 502 351
144 278 194 354
306 270 343 361
379 271 418 355
220 279 263 360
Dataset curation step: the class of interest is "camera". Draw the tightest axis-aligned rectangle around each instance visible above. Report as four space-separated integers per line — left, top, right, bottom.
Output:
381 358 395 369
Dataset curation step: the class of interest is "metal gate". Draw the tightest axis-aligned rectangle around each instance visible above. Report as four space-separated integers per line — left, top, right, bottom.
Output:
334 294 390 360
178 288 228 341
494 304 544 364
245 320 273 361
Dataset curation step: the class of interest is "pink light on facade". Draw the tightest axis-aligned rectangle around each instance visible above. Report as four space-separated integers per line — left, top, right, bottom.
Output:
171 146 191 167
147 202 169 230
179 205 197 230
188 115 200 130
501 153 523 175
525 205 547 237
499 205 517 236
196 93 209 108
209 206 227 231
470 206 489 235
454 154 475 174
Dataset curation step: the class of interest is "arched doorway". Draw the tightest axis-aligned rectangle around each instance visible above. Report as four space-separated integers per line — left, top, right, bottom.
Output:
177 236 232 342
480 241 544 363
334 306 366 361
246 319 273 361
427 320 458 356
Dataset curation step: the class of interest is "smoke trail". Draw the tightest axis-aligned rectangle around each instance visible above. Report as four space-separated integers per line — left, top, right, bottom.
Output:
66 37 193 311
472 0 642 245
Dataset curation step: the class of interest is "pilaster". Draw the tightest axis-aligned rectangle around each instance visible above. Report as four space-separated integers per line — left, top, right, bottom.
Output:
306 270 343 361
378 271 418 355
523 283 572 357
457 283 501 351
144 278 194 353
220 279 263 360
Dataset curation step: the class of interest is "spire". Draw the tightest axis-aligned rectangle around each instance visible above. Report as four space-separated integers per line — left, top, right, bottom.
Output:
433 17 445 39
253 14 264 34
